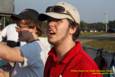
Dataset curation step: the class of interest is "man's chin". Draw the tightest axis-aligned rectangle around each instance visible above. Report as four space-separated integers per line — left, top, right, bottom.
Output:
48 40 54 45
48 40 58 46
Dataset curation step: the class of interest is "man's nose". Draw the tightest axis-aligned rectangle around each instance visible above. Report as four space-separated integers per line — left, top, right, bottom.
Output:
48 21 57 28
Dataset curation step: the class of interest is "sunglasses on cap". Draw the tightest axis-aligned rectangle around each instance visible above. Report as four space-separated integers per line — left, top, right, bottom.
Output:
46 6 65 13
46 6 74 21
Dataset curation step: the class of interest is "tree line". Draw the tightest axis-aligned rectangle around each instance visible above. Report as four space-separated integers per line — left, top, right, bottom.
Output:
0 16 115 33
80 20 115 32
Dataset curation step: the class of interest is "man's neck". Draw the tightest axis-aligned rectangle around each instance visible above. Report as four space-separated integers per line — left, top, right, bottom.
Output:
54 39 75 61
26 35 38 43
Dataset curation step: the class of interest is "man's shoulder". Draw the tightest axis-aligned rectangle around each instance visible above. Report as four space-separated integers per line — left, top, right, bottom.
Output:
7 23 17 28
22 41 40 48
74 49 99 69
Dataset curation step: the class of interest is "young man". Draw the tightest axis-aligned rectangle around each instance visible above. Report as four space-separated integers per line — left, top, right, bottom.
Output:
39 2 103 77
0 9 44 77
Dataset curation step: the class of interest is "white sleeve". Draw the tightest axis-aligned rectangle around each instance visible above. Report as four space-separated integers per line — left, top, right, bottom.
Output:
18 57 28 67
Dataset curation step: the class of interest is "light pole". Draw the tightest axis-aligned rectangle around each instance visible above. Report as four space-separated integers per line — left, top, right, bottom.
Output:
104 12 108 32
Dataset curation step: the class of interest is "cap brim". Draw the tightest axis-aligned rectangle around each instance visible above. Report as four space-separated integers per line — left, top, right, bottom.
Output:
39 12 73 21
11 14 20 19
11 14 27 20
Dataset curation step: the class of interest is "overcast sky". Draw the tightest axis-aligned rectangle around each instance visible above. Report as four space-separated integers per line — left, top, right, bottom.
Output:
14 0 115 23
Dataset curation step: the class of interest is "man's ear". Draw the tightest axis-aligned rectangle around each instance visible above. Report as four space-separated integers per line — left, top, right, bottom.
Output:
69 27 77 34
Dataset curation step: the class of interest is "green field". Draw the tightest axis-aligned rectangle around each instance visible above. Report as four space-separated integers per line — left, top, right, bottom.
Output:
80 32 107 36
80 32 115 53
83 40 115 53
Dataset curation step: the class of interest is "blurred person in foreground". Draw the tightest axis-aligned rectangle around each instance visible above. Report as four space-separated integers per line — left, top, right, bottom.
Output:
0 23 19 47
39 2 103 77
0 8 45 77
0 23 19 77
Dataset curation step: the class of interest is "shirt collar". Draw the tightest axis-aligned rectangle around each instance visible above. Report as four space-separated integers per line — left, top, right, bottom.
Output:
48 41 83 64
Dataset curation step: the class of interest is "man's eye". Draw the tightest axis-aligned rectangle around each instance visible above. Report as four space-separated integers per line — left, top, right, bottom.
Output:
48 19 61 23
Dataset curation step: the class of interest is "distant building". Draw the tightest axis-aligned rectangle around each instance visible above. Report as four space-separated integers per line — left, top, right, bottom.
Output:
0 0 14 29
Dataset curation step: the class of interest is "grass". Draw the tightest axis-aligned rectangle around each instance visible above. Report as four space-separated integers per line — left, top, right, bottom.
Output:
83 40 115 53
80 32 115 53
80 32 107 36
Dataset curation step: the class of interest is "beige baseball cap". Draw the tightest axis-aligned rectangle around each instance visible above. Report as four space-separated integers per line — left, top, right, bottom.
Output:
39 2 80 25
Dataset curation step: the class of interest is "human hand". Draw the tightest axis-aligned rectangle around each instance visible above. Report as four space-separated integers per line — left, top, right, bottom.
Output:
0 69 5 77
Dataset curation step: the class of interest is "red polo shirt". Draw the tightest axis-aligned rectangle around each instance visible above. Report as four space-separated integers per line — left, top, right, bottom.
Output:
44 41 103 77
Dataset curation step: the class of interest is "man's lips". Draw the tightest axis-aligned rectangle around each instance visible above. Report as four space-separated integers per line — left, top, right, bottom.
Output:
48 29 56 36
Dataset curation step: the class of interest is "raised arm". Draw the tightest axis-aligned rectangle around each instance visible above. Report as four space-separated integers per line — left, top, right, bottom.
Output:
0 43 24 62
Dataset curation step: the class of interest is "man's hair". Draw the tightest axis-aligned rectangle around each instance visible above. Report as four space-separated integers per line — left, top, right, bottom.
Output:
31 20 42 36
67 19 80 41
